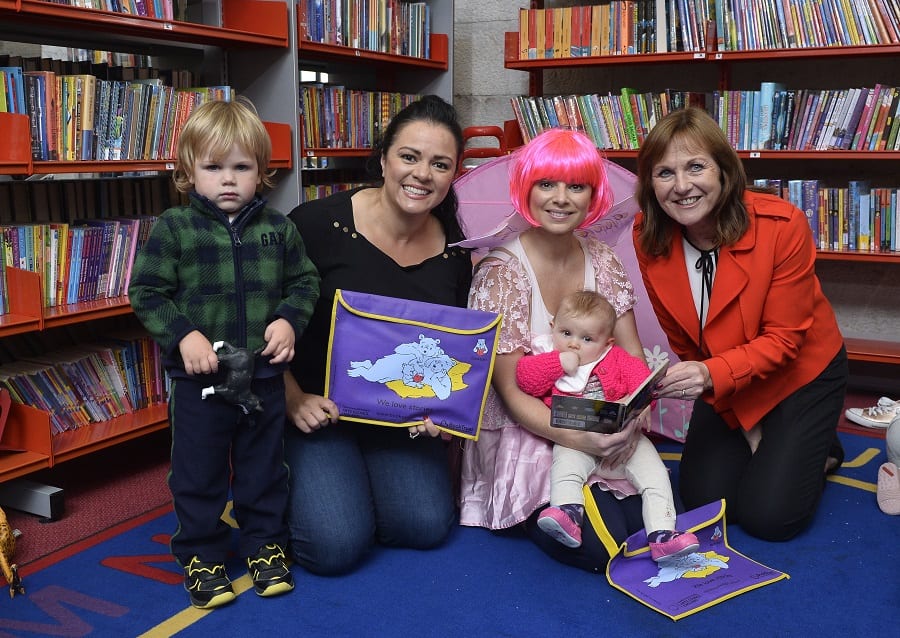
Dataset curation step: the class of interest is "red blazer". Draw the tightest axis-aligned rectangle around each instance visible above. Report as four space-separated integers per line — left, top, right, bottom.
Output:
633 190 844 431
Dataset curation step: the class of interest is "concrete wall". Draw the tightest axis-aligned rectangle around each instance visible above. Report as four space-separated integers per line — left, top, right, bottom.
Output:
453 2 526 133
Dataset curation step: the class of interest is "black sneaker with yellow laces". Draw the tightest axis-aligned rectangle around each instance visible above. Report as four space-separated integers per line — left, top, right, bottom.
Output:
247 543 295 597
183 556 236 609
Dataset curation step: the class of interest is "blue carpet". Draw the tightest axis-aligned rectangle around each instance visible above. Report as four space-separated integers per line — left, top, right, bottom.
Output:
1 431 897 637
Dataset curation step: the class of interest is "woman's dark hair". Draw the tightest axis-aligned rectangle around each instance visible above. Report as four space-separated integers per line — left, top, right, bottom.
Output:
368 94 467 244
635 107 750 257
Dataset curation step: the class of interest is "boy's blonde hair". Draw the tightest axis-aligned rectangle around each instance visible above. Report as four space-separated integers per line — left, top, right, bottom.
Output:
556 290 616 332
173 96 275 193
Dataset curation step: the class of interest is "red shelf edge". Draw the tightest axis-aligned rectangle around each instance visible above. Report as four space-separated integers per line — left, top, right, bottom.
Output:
50 404 169 463
2 0 288 48
503 32 900 69
845 338 900 364
0 451 50 483
13 119 290 176
297 11 449 71
0 268 141 339
816 250 900 263
300 146 373 159
0 398 169 484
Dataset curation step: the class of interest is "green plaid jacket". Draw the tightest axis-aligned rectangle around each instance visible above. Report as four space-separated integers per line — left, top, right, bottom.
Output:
128 193 320 377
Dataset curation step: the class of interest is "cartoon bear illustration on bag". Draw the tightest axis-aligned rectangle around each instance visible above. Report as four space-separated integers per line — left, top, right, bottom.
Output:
347 334 456 399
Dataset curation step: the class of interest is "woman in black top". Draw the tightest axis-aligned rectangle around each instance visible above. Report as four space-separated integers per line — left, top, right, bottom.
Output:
284 96 472 575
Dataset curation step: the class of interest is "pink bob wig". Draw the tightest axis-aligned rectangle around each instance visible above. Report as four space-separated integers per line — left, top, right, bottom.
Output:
508 128 614 229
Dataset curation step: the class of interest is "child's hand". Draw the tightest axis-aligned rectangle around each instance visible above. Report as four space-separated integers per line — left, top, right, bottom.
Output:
559 351 580 375
179 331 218 375
262 317 295 364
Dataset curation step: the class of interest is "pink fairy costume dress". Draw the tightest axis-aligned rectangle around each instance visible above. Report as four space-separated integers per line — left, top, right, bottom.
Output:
460 235 641 530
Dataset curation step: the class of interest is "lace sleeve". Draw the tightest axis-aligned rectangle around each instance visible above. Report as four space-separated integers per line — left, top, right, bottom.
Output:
468 255 533 354
586 238 636 316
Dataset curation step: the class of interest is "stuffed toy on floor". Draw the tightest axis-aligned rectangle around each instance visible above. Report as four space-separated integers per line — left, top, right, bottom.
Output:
0 505 24 598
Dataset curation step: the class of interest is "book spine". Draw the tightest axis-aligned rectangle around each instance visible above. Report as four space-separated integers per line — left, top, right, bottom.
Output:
80 75 97 161
758 82 783 150
847 180 870 251
23 73 44 161
866 86 894 149
619 87 640 149
858 190 871 252
885 92 900 150
852 83 883 149
802 179 821 249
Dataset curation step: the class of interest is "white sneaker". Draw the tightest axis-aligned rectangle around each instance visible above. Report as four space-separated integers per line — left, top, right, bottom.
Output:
844 397 900 429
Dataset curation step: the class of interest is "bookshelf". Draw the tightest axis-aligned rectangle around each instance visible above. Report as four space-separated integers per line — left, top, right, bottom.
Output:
502 2 900 368
0 1 295 182
0 0 295 487
0 1 454 487
293 1 453 198
0 267 169 482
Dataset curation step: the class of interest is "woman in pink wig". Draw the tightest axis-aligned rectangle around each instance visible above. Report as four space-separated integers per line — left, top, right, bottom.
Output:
461 128 684 571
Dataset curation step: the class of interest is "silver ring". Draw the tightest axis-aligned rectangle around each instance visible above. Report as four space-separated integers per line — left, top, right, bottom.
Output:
681 388 686 398
409 431 420 439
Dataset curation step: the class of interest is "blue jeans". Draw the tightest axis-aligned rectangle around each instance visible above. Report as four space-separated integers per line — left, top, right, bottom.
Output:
284 422 456 575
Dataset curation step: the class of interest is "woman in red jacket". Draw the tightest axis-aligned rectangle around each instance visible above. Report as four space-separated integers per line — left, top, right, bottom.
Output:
633 107 848 541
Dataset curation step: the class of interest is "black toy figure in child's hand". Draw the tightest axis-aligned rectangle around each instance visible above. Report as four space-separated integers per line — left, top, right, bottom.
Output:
200 341 264 415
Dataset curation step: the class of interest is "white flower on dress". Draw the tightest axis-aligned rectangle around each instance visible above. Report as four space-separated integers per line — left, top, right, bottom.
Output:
644 344 670 370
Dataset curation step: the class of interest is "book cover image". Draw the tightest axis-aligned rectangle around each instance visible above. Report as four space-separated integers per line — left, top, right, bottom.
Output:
550 362 668 434
325 290 501 440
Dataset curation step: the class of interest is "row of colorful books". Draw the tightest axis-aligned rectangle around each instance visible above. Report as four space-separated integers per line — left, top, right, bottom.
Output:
0 52 190 90
46 0 176 21
301 181 369 203
514 0 900 57
719 84 900 152
510 83 900 152
714 0 900 51
2 64 232 162
300 0 432 58
0 216 157 312
511 90 720 149
517 1 663 59
0 337 167 435
0 66 27 114
300 85 418 149
758 178 898 252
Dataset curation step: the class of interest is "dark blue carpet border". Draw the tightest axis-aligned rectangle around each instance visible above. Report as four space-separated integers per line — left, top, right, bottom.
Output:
1 431 896 637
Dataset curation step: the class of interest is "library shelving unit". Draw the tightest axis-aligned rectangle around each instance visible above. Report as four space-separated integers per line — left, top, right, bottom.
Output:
0 267 169 484
293 1 454 182
501 12 900 368
0 0 297 490
0 2 456 495
0 1 295 177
